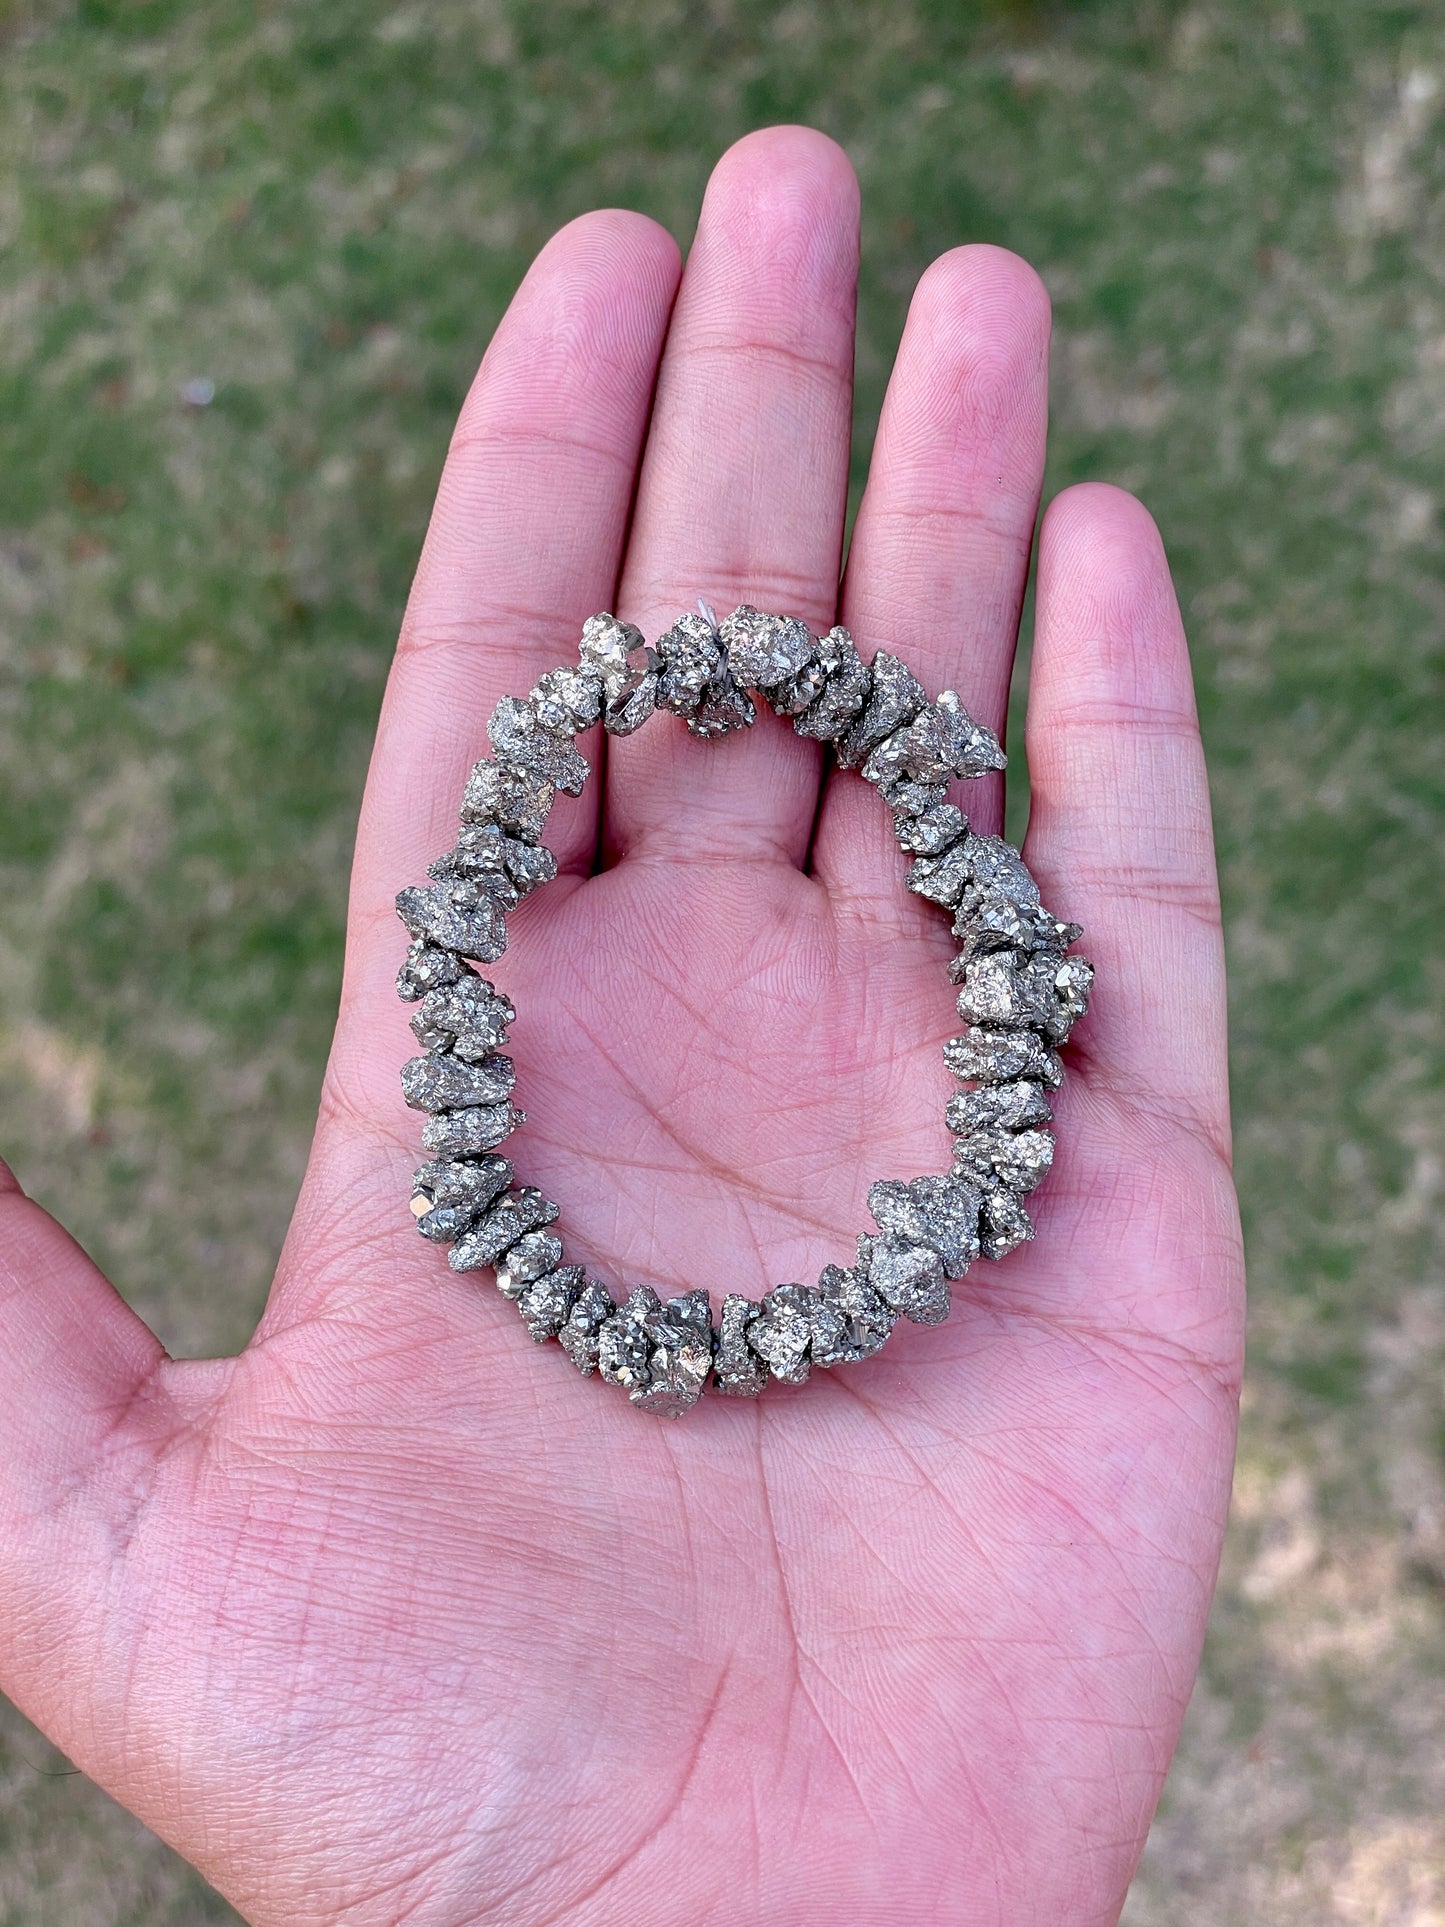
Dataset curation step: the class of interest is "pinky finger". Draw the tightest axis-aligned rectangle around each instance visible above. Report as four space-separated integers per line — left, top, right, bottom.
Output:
1023 483 1231 1163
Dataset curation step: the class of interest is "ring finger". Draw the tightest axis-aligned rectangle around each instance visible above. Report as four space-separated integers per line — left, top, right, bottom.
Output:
815 244 1051 912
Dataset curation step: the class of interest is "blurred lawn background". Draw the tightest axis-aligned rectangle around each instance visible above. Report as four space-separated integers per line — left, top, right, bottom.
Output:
1 0 1443 1919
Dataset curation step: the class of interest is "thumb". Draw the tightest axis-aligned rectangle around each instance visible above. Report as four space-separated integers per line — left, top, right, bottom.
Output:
0 1159 171 1715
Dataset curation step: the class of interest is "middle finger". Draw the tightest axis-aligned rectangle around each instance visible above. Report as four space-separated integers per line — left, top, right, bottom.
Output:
606 125 860 869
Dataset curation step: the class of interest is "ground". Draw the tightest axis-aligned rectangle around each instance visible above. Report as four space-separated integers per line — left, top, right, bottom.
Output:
0 1 1442 1921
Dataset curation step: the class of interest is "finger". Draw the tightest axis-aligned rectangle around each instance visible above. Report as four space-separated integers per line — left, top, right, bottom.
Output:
815 244 1050 909
260 213 681 1337
316 210 681 1134
605 125 859 867
353 208 682 901
0 1163 168 1607
1024 484 1230 1157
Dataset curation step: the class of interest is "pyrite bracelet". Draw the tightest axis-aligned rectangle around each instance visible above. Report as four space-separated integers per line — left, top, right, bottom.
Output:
395 604 1092 1417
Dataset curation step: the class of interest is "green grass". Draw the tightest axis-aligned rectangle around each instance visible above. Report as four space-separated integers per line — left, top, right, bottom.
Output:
2 1 1443 1919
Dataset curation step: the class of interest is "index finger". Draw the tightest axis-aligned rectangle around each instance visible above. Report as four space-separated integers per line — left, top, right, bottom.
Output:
265 211 681 1334
353 210 681 913
339 211 679 1057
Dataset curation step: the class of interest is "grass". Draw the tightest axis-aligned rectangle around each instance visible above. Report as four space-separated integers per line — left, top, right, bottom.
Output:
2 0 1443 1919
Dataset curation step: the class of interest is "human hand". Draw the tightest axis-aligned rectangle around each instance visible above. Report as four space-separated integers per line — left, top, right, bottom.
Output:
0 127 1243 1926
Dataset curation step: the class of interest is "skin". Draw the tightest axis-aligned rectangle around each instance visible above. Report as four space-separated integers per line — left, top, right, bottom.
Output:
0 128 1243 1927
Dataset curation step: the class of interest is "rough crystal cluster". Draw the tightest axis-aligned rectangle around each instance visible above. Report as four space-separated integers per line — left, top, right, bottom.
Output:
421 1100 526 1159
531 665 603 734
516 1263 587 1342
654 610 723 718
392 604 1092 1413
395 876 511 964
812 1263 895 1365
449 1185 557 1272
461 760 555 842
712 1292 769 1395
906 816 1093 1262
410 974 515 1061
486 696 590 795
794 625 871 740
400 1050 515 1114
838 651 927 767
409 1154 512 1243
719 603 815 692
746 1283 816 1383
580 611 658 735
559 1278 616 1375
596 1285 715 1416
652 603 754 738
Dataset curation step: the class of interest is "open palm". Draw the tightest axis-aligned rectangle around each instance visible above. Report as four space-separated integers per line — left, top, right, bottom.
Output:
0 129 1243 1927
